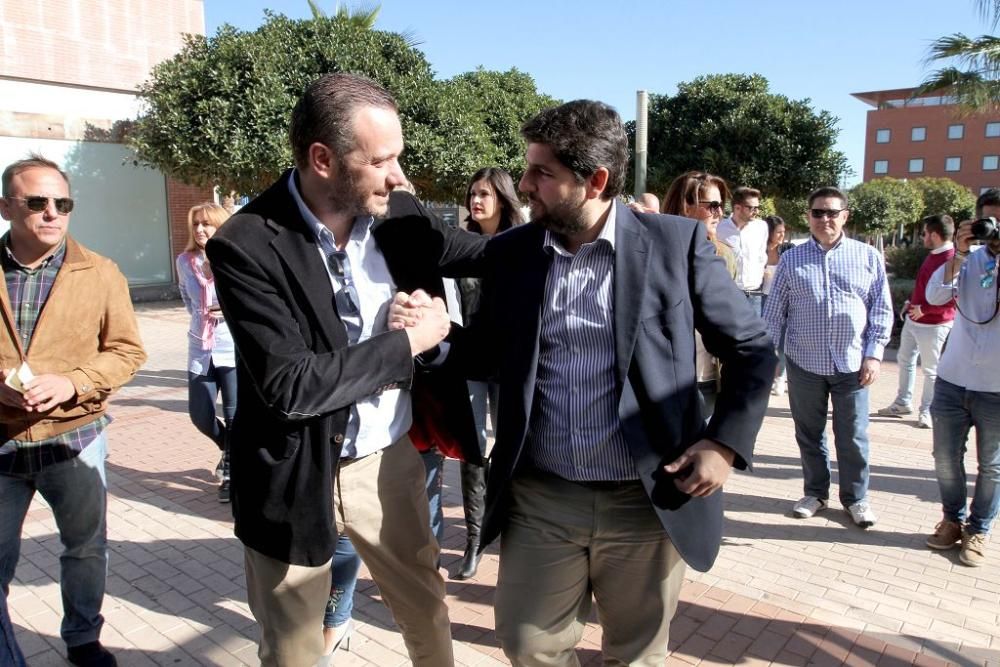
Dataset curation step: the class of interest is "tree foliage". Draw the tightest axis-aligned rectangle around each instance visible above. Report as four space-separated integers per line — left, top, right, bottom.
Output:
128 12 553 200
912 177 977 221
627 74 849 201
848 178 924 237
918 0 1000 112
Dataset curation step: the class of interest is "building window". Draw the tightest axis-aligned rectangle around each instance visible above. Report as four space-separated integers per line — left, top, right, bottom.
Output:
982 186 997 194
948 124 965 140
984 155 1000 170
908 158 924 173
873 160 889 174
875 129 891 143
987 123 1000 137
911 126 927 141
945 157 961 172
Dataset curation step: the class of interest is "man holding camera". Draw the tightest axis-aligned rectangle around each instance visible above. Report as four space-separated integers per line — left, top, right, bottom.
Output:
925 189 1000 566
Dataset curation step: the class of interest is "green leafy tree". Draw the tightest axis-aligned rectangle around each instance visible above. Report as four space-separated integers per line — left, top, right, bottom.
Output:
128 11 543 201
443 68 559 181
912 177 977 221
918 0 1000 111
773 196 810 231
848 178 924 237
627 74 849 200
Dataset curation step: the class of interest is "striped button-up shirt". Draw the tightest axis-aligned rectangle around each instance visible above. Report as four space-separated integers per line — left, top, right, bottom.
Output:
0 234 109 475
763 235 892 376
525 204 637 481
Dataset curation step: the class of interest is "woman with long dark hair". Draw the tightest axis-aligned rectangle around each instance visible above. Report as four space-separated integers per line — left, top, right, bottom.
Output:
661 171 736 420
454 167 524 580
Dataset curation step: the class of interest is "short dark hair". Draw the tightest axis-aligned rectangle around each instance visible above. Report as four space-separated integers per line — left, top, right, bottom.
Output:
521 100 628 200
289 72 398 168
922 214 954 241
464 167 525 233
733 186 761 205
807 186 849 209
2 153 70 197
661 171 730 218
976 188 1000 218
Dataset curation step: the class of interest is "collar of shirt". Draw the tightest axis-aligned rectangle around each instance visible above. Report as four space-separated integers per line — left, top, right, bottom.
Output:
807 234 845 253
0 232 66 272
543 200 617 257
931 242 954 255
287 169 374 251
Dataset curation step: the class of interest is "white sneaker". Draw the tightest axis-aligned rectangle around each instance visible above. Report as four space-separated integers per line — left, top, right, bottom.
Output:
771 377 786 397
846 501 877 528
793 496 827 518
917 412 932 429
877 402 912 417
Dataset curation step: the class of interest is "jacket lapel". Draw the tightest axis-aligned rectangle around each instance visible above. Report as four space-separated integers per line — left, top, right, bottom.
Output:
267 198 344 351
614 202 652 385
514 227 551 426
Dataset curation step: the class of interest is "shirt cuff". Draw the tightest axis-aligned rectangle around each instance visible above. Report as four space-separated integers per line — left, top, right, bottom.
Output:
864 343 885 362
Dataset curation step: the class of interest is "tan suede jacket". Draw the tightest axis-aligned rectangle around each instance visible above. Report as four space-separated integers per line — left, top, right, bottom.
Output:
0 236 147 441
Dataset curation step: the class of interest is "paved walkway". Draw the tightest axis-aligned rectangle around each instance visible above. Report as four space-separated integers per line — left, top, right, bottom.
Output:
7 302 999 666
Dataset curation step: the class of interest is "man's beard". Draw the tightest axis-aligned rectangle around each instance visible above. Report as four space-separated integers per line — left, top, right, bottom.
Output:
529 193 589 236
327 160 388 218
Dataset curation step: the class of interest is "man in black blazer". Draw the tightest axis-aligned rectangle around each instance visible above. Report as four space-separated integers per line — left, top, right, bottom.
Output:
205 73 485 667
395 100 774 665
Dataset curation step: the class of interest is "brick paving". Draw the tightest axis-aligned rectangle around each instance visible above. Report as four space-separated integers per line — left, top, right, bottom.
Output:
7 301 999 666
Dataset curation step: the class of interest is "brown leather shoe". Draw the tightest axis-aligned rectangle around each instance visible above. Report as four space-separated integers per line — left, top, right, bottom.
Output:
926 520 962 550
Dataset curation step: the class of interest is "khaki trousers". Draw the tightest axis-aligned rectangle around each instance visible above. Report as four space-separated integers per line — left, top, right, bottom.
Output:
245 436 453 667
495 471 686 667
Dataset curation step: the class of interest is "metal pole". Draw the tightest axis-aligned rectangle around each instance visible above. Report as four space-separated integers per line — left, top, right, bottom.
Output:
635 90 648 199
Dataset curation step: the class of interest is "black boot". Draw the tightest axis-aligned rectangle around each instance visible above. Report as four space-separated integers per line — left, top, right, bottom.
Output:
453 460 487 580
218 420 232 504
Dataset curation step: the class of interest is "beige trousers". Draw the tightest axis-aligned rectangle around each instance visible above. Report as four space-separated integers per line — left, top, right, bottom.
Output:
245 436 453 667
495 471 686 667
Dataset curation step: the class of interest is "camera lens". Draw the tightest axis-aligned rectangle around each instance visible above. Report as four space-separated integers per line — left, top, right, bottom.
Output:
971 217 1000 241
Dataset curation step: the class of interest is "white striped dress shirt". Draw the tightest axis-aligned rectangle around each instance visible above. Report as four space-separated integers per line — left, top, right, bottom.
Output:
525 205 637 481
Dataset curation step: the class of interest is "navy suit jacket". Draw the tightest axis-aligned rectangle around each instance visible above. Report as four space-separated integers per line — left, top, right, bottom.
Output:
452 202 775 572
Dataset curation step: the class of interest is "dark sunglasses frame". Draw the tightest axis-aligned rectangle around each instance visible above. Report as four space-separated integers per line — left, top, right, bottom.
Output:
698 200 724 212
7 196 75 215
809 208 847 219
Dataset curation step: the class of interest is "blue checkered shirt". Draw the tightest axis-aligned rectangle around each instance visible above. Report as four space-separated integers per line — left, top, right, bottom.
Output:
0 234 109 475
763 236 892 375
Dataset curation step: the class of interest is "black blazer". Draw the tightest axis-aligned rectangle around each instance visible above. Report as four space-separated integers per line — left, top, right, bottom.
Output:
452 203 776 572
206 172 486 566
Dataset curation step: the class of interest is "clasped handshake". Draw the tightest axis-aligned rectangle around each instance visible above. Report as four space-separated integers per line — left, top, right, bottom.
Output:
390 289 452 357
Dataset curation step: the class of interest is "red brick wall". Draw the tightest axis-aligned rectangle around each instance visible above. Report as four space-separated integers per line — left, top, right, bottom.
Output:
1 0 205 92
862 105 1000 192
166 179 216 278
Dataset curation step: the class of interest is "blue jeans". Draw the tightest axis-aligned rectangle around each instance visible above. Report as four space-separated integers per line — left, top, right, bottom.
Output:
0 586 26 667
420 449 445 547
744 292 763 318
894 319 951 414
0 433 109 648
187 363 237 450
324 534 362 629
931 379 1000 535
786 359 871 506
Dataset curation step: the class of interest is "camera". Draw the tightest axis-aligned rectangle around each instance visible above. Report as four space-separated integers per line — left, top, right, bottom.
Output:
970 216 1000 241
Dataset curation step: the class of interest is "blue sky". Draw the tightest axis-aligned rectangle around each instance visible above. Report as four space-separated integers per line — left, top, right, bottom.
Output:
204 1 990 187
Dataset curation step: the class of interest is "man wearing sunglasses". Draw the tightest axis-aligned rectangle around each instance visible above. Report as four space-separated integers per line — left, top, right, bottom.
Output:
0 155 147 667
718 186 769 315
924 188 1000 567
763 186 892 529
205 73 485 666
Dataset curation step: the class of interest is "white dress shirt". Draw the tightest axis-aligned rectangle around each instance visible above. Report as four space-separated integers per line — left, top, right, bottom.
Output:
717 216 769 291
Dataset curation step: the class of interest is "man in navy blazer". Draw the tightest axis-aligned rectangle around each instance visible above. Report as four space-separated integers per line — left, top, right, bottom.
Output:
396 100 774 665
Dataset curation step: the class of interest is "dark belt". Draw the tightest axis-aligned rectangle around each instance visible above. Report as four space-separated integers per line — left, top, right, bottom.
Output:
523 466 640 491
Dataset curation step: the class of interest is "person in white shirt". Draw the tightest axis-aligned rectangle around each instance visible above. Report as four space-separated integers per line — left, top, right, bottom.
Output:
718 186 769 316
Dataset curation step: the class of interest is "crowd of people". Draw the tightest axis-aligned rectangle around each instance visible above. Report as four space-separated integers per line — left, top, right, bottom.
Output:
0 71 998 667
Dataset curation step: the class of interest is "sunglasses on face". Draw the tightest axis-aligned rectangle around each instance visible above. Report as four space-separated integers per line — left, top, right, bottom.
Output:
809 208 846 220
698 200 724 212
740 205 761 213
6 196 75 215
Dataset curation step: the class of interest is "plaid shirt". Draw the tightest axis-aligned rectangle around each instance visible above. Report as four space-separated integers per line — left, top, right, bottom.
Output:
0 234 109 475
763 235 893 376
